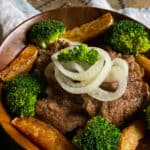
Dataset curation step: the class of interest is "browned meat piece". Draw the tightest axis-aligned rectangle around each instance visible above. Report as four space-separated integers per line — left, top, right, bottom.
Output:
99 81 148 126
100 81 119 92
82 50 149 126
99 51 148 126
34 39 70 72
36 82 88 133
36 46 149 133
82 94 100 117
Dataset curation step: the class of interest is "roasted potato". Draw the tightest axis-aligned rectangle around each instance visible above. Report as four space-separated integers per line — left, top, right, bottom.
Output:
118 120 145 150
62 13 114 42
135 54 150 73
1 122 39 150
11 117 75 150
0 45 38 82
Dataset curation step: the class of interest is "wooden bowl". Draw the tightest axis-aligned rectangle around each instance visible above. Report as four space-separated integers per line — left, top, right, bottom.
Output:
0 6 149 149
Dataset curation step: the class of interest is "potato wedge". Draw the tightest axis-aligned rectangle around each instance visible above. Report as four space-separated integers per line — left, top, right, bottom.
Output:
0 45 38 82
118 120 145 150
1 122 39 150
62 13 114 42
11 117 75 150
135 54 150 72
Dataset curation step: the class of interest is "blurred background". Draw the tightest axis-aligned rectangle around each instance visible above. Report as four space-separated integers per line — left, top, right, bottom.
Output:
27 0 150 11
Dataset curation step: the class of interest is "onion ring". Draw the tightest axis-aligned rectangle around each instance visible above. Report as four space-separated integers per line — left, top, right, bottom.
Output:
49 46 129 101
54 47 112 94
88 58 128 101
52 47 109 81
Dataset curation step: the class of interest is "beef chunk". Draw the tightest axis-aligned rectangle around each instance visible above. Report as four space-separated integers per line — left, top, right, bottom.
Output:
82 50 149 126
36 82 88 133
34 39 70 72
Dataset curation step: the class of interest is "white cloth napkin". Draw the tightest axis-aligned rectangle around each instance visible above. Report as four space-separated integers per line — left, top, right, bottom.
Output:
1 0 150 39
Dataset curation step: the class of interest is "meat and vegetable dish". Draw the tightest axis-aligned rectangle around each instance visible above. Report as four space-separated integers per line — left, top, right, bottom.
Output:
1 12 150 150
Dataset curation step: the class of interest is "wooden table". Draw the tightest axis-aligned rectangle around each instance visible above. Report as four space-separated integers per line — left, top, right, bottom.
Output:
28 0 150 11
108 0 150 9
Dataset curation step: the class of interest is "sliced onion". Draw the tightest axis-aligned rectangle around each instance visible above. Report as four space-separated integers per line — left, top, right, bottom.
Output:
112 58 128 76
52 56 102 82
55 67 100 93
59 38 81 46
54 49 112 94
44 62 55 81
55 67 96 88
49 45 129 101
52 47 109 81
54 61 101 88
61 61 86 73
104 58 128 82
88 58 128 101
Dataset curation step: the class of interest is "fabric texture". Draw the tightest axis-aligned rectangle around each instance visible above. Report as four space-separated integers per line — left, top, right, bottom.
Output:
1 0 150 39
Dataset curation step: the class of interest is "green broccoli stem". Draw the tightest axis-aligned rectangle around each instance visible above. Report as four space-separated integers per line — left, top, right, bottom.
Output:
39 41 47 49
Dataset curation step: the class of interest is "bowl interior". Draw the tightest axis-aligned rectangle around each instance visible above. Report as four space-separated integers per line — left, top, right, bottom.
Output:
0 6 149 149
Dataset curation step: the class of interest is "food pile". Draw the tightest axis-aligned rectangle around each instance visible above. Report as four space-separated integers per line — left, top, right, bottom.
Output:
1 12 150 150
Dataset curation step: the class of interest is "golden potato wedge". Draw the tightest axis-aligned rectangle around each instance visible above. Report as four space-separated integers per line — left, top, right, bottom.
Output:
62 13 114 42
11 117 75 150
1 122 39 150
0 45 38 82
135 54 150 72
118 120 145 150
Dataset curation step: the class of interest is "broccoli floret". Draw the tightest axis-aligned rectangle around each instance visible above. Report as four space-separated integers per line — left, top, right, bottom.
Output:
72 116 121 150
58 44 99 65
3 73 46 117
27 20 66 49
105 20 150 55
